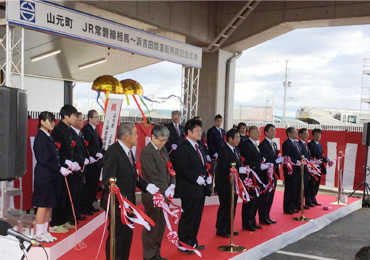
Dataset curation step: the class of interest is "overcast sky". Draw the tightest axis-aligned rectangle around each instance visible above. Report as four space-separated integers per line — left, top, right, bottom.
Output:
74 24 370 118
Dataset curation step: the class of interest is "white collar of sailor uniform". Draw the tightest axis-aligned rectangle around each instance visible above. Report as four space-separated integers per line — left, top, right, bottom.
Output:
118 139 131 157
89 122 96 130
40 129 50 137
71 126 80 136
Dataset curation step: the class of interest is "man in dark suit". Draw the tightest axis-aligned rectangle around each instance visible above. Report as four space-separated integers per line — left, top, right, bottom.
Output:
165 110 185 161
307 128 330 206
298 128 313 208
101 122 159 260
215 128 241 238
81 110 104 214
259 124 283 225
193 116 211 163
239 126 268 231
174 118 212 254
282 127 302 215
141 124 175 260
50 104 79 233
69 112 90 223
207 114 226 161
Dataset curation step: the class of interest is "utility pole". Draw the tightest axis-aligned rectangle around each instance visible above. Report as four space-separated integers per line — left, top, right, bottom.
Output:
283 60 291 121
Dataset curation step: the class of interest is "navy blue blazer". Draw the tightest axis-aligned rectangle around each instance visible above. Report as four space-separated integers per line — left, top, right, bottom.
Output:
33 129 61 179
239 138 265 183
70 128 89 176
51 120 73 167
82 123 104 159
282 138 302 175
307 140 327 174
207 126 226 159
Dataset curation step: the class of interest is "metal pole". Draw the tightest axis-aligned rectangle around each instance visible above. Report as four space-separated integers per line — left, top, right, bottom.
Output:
109 177 117 260
283 60 288 121
331 151 346 205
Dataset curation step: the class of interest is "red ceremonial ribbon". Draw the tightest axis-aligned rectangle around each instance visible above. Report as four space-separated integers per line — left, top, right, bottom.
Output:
283 156 301 175
263 163 276 193
55 142 61 150
241 156 245 166
206 163 213 178
166 161 176 177
132 95 149 126
230 168 250 203
72 140 76 147
110 185 156 229
85 140 89 147
152 192 201 257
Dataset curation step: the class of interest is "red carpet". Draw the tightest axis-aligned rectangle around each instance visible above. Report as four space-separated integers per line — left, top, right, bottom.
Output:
58 191 360 260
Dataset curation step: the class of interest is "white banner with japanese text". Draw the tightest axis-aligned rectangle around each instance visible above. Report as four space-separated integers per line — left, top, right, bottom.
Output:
7 0 202 68
102 98 123 150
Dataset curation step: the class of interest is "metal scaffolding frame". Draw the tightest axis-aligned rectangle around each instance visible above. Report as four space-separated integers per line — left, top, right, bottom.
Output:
361 58 370 111
181 66 200 123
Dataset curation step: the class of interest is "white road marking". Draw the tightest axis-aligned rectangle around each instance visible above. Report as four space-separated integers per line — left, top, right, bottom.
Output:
276 250 338 260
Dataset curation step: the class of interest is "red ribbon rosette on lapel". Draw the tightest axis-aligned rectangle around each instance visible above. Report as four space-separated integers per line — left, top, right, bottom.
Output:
206 162 213 178
166 161 176 177
223 135 226 143
202 137 208 147
72 140 76 147
85 140 89 147
183 134 186 140
55 142 61 149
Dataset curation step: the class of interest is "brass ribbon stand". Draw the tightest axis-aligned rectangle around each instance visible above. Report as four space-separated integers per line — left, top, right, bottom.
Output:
218 162 246 253
293 155 313 221
109 177 117 260
330 151 346 205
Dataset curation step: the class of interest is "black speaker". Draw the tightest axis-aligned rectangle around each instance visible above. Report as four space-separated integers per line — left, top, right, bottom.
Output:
363 122 370 146
0 86 27 181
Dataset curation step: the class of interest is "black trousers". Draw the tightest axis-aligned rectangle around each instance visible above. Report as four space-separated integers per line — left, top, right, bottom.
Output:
105 203 133 260
311 174 322 203
216 189 237 234
178 197 205 247
283 170 298 213
81 162 101 210
242 196 257 228
264 177 277 220
66 173 83 222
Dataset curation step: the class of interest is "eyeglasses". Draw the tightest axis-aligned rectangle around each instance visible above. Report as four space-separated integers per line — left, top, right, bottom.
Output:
92 116 100 119
192 128 202 133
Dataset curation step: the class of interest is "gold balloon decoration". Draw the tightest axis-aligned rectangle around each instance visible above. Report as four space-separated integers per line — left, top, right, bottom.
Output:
120 79 144 95
92 75 123 94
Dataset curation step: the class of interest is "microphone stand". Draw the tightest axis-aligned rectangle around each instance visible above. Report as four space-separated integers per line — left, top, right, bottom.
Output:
19 239 30 260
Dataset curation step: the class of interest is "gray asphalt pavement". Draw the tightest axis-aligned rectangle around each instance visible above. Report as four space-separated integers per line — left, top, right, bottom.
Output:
262 208 370 260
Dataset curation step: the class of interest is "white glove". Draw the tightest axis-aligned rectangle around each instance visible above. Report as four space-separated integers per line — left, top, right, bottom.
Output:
239 167 247 174
72 162 80 171
84 158 89 165
60 167 71 176
165 184 175 198
275 157 284 164
326 157 331 162
206 176 212 185
89 156 97 164
96 153 103 159
65 159 73 168
171 144 178 150
196 176 205 186
260 164 268 171
206 155 211 162
146 183 160 195
310 159 320 164
213 153 218 159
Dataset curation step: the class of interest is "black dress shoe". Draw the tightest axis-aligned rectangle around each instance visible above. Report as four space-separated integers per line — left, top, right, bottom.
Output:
260 219 271 225
89 206 100 212
233 231 239 236
293 210 299 213
178 248 194 255
253 224 262 229
313 202 321 206
157 256 168 260
76 215 87 220
243 226 256 231
268 218 277 224
303 205 310 209
196 245 206 250
216 231 230 238
284 211 294 215
306 203 315 207
81 209 94 216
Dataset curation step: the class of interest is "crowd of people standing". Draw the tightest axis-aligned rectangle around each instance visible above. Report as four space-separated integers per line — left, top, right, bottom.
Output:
31 106 330 260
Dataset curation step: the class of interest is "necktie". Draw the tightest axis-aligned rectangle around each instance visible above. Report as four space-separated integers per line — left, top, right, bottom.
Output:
219 129 222 139
234 148 240 163
271 141 274 151
255 143 260 152
175 124 180 137
79 131 82 138
305 142 309 152
195 144 204 165
128 149 134 166
318 143 322 154
158 149 166 161
294 141 301 153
